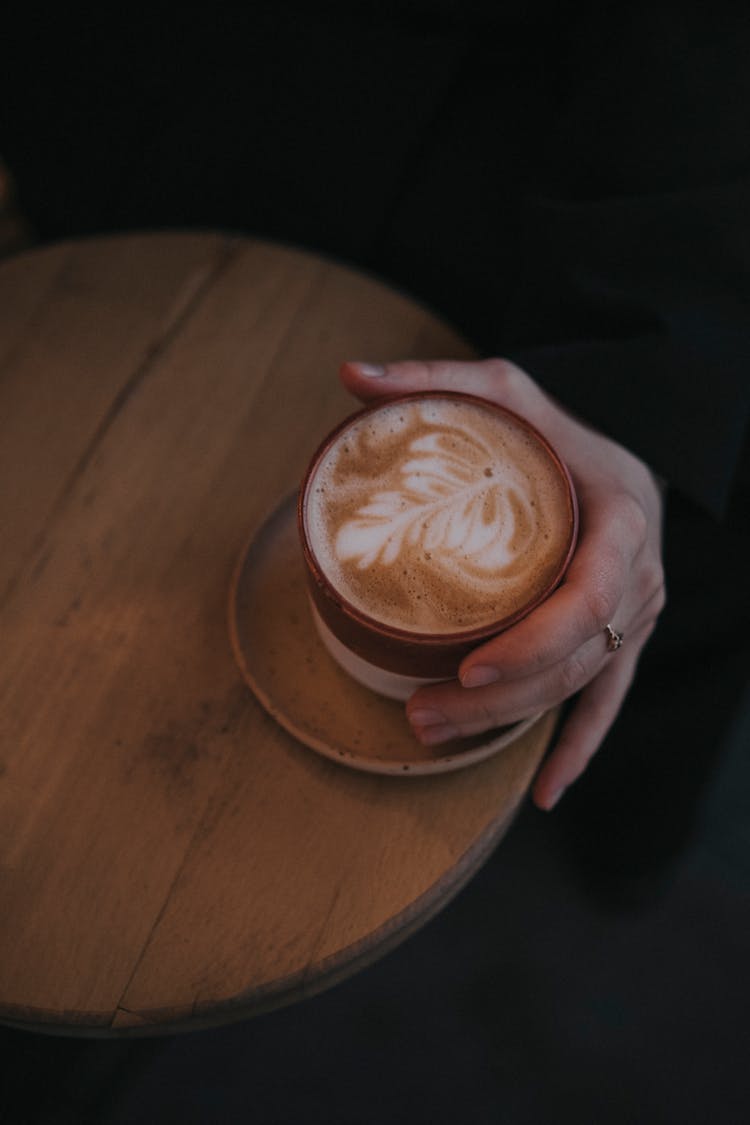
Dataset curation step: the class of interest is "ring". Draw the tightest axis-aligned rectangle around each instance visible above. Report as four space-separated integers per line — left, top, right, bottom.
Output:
604 624 624 652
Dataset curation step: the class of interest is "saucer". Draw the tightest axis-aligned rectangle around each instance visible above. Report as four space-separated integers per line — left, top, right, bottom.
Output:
228 494 547 776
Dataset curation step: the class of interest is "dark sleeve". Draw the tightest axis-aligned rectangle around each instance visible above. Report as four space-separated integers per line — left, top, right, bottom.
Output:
501 5 750 517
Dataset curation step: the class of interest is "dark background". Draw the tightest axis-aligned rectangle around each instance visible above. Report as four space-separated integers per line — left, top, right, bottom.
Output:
1 4 749 1122
1 762 749 1124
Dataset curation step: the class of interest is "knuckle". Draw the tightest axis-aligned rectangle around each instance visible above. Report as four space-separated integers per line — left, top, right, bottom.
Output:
559 652 590 697
615 491 649 547
655 580 667 614
530 639 557 672
473 697 503 727
483 357 514 381
482 357 528 396
638 558 664 602
421 360 449 382
650 576 667 617
585 585 616 631
639 562 667 623
641 620 658 644
644 585 667 629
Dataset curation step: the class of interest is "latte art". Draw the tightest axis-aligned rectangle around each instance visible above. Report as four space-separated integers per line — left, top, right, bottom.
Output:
335 429 535 576
305 397 573 635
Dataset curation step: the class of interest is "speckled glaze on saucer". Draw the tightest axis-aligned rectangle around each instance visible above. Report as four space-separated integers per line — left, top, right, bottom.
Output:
229 494 551 776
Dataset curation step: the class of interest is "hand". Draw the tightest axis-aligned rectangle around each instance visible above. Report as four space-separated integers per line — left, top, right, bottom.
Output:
339 358 666 810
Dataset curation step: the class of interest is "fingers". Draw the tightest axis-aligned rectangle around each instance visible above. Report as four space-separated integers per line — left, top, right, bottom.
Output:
458 490 645 687
408 622 620 743
339 356 666 808
408 573 659 748
339 358 554 423
530 621 653 810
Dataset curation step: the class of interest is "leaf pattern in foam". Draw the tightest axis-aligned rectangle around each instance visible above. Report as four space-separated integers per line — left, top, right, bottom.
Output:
335 428 534 573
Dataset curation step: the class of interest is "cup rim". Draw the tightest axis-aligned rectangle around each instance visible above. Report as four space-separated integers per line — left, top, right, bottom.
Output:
298 390 579 647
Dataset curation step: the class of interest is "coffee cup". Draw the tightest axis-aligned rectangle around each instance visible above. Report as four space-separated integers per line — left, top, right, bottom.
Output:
298 391 578 701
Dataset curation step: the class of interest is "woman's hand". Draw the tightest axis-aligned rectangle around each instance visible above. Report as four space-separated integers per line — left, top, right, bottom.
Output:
340 359 666 810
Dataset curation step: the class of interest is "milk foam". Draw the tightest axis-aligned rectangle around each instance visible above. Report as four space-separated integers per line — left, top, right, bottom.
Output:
305 398 571 634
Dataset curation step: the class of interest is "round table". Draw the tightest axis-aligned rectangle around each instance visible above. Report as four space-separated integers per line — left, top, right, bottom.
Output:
0 233 555 1036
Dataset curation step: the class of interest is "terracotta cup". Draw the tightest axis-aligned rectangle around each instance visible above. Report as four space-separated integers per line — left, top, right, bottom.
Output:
298 392 578 701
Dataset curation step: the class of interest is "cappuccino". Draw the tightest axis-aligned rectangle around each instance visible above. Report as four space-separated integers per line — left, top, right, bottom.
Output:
299 392 577 699
304 396 572 635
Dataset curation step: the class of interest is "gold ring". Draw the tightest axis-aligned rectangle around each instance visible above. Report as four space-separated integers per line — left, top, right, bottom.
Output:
605 624 623 652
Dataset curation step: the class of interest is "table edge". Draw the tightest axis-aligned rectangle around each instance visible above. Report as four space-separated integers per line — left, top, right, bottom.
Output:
0 716 551 1039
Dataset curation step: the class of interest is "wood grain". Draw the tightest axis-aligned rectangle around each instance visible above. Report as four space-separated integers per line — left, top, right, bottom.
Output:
0 234 554 1035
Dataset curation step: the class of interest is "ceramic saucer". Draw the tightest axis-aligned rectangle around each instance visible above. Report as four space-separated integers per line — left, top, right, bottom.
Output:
229 494 548 776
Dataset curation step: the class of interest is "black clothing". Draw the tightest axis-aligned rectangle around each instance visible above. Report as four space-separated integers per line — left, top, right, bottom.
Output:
3 4 748 510
2 2 748 886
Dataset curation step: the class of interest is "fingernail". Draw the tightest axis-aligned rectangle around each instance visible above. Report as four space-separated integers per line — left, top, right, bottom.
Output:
461 665 500 689
352 362 386 377
408 708 446 727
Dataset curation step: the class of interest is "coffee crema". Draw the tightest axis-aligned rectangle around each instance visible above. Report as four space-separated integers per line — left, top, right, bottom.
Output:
304 396 573 635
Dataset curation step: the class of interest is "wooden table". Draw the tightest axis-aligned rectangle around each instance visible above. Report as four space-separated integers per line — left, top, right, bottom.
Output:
0 233 555 1036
